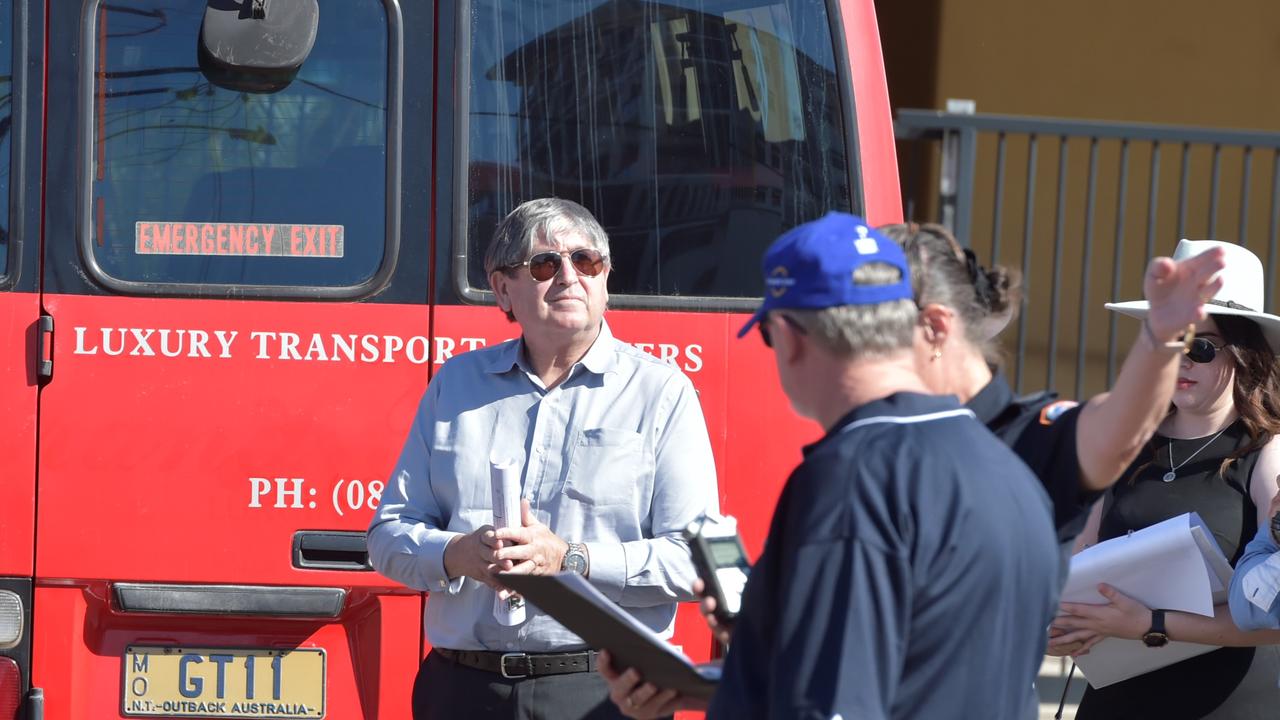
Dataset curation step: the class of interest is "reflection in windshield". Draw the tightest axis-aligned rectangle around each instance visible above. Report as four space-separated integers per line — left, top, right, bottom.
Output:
467 0 852 298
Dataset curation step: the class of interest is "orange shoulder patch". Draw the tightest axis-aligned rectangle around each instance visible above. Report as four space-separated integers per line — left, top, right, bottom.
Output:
1039 400 1079 426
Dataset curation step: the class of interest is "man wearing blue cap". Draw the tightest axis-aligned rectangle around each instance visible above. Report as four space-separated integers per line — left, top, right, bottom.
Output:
601 213 1061 720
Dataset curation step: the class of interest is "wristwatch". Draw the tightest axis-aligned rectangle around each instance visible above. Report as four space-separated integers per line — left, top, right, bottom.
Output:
1142 609 1169 648
562 542 589 576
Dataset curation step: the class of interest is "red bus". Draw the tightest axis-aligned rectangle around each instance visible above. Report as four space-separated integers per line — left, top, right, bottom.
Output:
0 0 900 717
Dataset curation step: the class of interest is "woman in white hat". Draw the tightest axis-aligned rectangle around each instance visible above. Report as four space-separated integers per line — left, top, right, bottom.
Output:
1053 239 1280 718
880 224 1224 545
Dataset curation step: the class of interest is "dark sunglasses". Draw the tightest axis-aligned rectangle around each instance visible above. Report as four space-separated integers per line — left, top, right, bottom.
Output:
1185 336 1225 364
758 313 807 348
506 248 607 282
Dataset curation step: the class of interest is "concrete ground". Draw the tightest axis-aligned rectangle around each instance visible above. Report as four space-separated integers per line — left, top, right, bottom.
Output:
1038 656 1086 719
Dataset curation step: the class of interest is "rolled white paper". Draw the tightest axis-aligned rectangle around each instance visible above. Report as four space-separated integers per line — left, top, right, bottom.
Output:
490 458 526 626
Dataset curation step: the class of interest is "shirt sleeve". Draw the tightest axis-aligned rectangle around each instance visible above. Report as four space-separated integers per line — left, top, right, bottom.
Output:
1229 523 1280 630
366 380 464 593
760 537 909 720
1017 403 1098 542
586 372 720 607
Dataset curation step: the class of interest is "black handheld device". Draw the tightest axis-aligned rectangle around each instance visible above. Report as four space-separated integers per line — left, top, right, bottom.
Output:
1271 511 1280 545
683 513 751 624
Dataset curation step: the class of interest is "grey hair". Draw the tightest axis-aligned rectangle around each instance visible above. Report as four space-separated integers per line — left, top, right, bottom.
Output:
484 198 611 277
783 263 917 359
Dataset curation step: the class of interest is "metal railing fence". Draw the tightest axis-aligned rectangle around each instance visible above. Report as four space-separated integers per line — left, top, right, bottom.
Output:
895 109 1280 400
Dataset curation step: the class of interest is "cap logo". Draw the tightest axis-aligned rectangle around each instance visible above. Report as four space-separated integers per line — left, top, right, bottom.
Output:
766 265 794 298
854 225 879 255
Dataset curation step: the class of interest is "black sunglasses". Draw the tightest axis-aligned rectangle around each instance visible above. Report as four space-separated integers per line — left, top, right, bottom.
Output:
1185 336 1225 364
758 313 807 348
506 248 607 282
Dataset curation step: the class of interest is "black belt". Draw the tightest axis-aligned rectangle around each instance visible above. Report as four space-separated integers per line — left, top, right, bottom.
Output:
434 648 599 679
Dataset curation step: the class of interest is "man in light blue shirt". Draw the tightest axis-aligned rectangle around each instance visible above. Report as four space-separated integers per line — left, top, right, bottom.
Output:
1230 491 1280 631
368 198 719 720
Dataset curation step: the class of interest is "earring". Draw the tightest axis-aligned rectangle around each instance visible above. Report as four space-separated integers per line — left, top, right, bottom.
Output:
931 347 942 362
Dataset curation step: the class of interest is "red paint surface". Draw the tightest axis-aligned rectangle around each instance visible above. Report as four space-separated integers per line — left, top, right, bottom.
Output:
0 292 37 576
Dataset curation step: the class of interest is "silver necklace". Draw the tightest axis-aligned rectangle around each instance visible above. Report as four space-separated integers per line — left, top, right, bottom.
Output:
1163 428 1229 482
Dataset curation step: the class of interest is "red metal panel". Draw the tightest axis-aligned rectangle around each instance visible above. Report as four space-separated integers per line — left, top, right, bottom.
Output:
30 583 421 719
0 292 38 576
842 0 904 225
35 294 432 585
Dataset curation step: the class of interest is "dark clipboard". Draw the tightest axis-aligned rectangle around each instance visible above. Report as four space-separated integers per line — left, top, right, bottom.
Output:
498 572 719 700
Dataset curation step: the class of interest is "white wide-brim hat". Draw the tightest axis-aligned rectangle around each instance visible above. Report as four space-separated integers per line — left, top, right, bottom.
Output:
1105 239 1280 352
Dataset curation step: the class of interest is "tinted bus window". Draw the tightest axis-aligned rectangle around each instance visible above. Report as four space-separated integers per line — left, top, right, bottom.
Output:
465 0 853 299
89 1 390 292
0 5 10 278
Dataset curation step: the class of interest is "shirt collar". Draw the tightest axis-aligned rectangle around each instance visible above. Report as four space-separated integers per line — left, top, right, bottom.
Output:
805 391 967 456
577 319 620 377
481 319 619 378
965 372 1015 426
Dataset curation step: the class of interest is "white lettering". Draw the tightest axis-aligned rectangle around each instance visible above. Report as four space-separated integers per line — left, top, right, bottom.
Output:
278 332 302 360
73 327 98 355
406 336 430 364
275 477 304 509
359 334 381 362
382 335 404 362
102 328 126 356
213 330 238 358
684 343 704 372
433 336 456 364
128 328 156 356
657 343 679 363
304 334 329 361
187 330 211 358
331 334 357 362
248 477 271 508
159 329 186 358
460 337 486 352
251 331 276 359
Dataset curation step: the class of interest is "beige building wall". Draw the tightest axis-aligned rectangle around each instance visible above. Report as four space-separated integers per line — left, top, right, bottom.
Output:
882 0 1280 399
933 0 1280 127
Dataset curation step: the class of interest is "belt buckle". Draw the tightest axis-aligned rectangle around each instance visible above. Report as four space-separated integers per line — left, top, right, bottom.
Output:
500 652 529 679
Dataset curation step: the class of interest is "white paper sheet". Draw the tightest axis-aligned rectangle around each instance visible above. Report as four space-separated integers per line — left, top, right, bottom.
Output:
1064 513 1234 688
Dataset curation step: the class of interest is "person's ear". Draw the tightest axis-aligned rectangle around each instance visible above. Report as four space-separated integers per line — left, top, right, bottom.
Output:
918 303 954 347
490 270 513 314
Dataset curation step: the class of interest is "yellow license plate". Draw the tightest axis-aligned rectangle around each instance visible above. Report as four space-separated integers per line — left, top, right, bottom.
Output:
123 646 325 718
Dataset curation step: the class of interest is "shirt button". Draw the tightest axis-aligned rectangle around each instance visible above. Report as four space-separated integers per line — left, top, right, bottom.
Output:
506 642 515 650
534 446 544 455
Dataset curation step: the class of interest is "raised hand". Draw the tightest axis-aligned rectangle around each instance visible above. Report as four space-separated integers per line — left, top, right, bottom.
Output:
1143 247 1226 342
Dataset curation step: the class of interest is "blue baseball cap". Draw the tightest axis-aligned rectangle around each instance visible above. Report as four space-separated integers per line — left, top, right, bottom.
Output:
737 212 914 339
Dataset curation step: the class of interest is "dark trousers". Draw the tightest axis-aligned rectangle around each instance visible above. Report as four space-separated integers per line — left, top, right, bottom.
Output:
412 650 630 720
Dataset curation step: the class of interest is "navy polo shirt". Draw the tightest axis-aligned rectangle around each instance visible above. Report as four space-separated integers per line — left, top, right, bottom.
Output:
709 393 1059 720
967 374 1099 543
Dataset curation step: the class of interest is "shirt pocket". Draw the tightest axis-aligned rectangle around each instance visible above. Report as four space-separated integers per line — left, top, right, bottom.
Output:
565 428 649 507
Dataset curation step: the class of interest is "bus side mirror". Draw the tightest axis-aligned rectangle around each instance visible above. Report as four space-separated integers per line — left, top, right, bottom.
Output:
199 0 320 93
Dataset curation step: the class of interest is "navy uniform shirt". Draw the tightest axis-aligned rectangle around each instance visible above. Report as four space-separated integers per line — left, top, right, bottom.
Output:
966 373 1099 544
709 393 1060 720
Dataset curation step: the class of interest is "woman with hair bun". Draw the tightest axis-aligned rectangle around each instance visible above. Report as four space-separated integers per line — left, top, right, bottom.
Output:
878 223 1225 544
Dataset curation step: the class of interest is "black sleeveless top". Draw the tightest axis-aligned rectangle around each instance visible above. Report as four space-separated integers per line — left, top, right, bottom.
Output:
1078 420 1262 719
